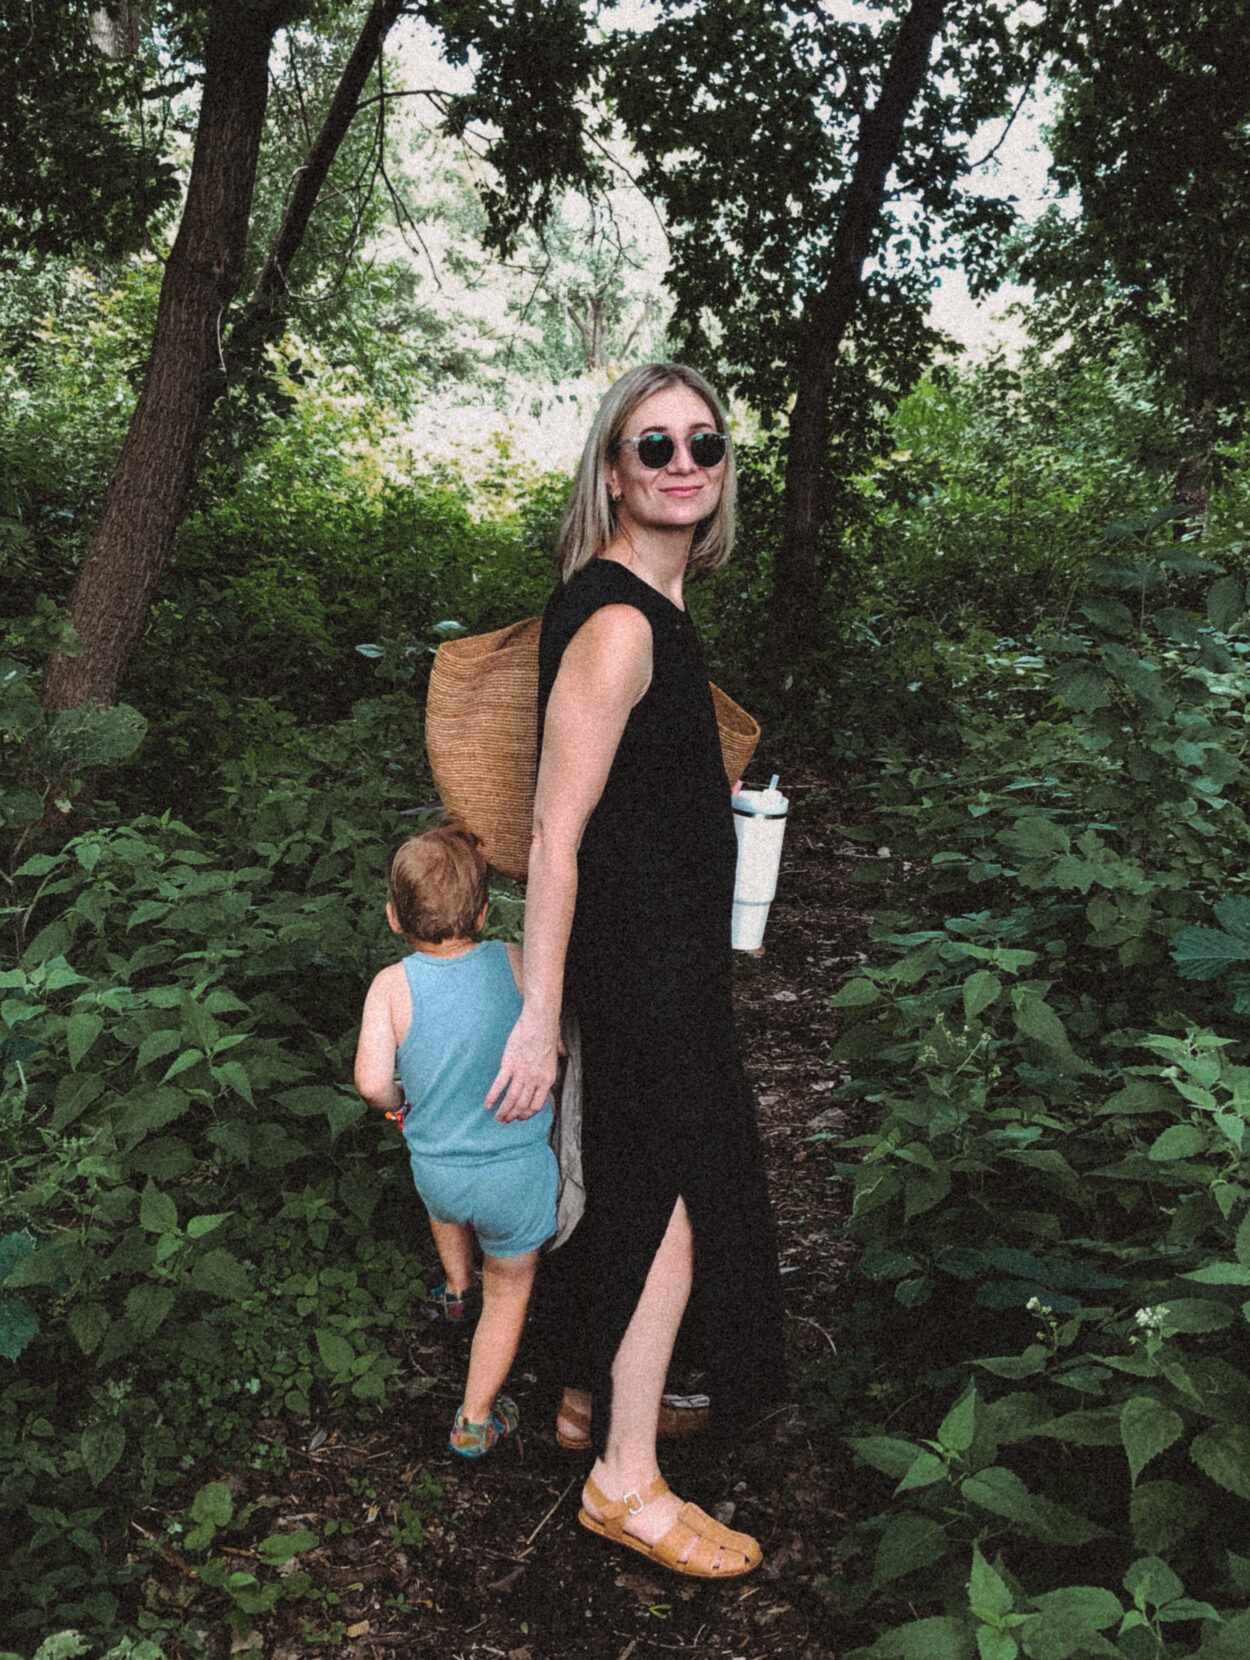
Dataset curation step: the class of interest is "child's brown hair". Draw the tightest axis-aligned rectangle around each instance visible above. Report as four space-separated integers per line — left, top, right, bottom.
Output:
387 823 489 944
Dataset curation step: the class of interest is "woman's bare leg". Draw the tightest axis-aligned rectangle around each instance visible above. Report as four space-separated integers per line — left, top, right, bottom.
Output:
582 1196 693 1546
461 1249 538 1423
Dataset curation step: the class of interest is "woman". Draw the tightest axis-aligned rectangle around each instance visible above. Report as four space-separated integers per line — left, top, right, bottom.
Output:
487 363 785 1579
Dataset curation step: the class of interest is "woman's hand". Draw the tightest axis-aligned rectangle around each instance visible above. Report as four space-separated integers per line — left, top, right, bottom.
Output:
486 1006 560 1122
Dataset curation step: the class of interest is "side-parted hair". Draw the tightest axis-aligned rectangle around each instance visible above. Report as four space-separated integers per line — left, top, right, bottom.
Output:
387 823 489 944
555 362 736 583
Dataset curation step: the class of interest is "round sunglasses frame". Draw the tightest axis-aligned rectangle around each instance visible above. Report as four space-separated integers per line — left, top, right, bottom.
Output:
616 431 730 470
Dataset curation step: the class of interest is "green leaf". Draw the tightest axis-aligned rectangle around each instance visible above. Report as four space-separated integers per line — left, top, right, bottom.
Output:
975 1631 1016 1660
0 1230 36 1286
1028 1586 1122 1631
256 1529 318 1565
1130 1480 1206 1554
1012 991 1070 1052
1160 1298 1233 1332
871 1513 949 1588
67 1302 110 1356
1195 1612 1250 1659
963 970 1001 1020
1207 575 1246 633
1190 1422 1250 1501
1002 816 1071 859
191 1480 234 1527
1080 596 1134 637
849 1615 976 1659
832 977 881 1007
81 1421 125 1486
938 1388 978 1454
1182 1261 1250 1285
139 1179 178 1235
1147 1124 1207 1161
1213 900 1250 945
1120 1396 1184 1486
0 1297 39 1360
124 1283 175 1339
187 1212 232 1239
1124 1555 1183 1610
896 1450 948 1492
114 1086 191 1139
136 1027 184 1071
162 1048 204 1082
961 1466 1105 1545
1171 925 1250 981
214 1059 255 1105
279 1084 350 1117
66 1011 104 1070
189 1248 252 1301
1053 662 1110 711
1237 1209 1250 1267
850 1436 925 1478
315 1328 355 1374
969 1544 1013 1621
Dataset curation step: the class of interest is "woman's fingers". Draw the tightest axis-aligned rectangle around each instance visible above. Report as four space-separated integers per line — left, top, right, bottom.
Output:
486 1022 557 1121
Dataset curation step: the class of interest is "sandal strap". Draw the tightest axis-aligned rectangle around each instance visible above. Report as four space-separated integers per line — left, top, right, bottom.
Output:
582 1474 669 1540
651 1502 756 1574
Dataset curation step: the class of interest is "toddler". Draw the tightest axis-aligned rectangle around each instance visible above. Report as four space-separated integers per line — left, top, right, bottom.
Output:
354 824 557 1457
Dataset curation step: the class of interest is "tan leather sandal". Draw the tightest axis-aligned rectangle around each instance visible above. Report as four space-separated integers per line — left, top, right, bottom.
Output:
556 1394 710 1452
578 1474 761 1579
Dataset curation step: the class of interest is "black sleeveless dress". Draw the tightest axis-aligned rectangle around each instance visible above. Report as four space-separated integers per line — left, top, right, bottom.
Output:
536 559 785 1452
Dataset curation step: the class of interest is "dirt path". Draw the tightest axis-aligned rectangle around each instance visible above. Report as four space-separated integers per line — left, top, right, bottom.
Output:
161 772 873 1660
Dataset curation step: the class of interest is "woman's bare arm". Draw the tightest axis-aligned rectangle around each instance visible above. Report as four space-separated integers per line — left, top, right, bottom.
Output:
486 603 652 1121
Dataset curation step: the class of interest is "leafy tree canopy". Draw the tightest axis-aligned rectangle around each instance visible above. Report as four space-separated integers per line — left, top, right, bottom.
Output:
0 0 181 260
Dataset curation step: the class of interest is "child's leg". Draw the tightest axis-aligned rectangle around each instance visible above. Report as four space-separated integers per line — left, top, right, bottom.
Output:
428 1217 475 1297
461 1249 538 1424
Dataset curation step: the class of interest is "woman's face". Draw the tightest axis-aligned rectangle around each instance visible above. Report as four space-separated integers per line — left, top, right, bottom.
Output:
605 383 725 540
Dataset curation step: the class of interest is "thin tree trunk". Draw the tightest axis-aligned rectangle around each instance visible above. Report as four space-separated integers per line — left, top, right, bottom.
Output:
233 0 407 349
42 0 282 714
767 0 945 655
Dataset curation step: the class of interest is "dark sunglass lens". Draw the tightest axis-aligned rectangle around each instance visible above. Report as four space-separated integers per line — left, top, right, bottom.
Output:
636 434 675 468
690 433 728 466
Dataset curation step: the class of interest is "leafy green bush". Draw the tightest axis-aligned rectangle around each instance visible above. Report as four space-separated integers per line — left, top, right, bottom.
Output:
828 521 1250 1657
0 674 453 1648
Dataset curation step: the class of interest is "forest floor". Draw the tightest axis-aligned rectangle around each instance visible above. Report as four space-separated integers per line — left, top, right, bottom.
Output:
143 767 882 1660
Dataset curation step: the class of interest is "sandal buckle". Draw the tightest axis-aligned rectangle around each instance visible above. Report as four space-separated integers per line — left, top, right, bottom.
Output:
623 1489 644 1515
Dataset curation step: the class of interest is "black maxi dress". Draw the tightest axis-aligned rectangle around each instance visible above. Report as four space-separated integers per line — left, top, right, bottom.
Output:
536 559 785 1454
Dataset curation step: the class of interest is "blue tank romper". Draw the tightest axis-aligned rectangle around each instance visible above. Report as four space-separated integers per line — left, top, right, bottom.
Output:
396 941 557 1258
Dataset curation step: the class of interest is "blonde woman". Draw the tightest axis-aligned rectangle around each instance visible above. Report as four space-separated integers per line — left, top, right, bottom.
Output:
487 364 784 1579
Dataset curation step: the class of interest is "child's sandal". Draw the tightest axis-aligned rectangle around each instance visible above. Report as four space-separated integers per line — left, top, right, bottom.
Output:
426 1279 482 1323
449 1395 519 1458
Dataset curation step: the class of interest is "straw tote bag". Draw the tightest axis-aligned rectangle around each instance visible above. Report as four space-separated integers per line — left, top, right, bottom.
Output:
425 615 761 880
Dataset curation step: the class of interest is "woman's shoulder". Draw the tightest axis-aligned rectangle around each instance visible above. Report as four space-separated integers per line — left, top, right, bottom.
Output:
543 561 660 639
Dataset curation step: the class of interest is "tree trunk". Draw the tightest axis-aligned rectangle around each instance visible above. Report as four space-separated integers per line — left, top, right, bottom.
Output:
42 0 407 717
1171 238 1229 530
42 0 282 714
766 0 945 657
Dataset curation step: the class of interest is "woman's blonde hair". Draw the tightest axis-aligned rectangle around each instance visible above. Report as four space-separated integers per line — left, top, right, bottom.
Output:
555 362 736 582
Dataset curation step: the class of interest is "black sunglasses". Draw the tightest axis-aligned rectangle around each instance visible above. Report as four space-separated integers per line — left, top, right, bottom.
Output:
617 431 730 470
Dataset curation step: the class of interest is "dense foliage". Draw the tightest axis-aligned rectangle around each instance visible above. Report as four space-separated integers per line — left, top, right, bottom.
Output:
825 520 1250 1657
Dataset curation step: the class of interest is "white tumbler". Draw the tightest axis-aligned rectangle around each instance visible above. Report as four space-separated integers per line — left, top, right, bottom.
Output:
731 779 789 950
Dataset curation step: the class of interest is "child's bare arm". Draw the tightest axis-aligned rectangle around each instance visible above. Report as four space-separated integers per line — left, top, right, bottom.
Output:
354 968 404 1114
